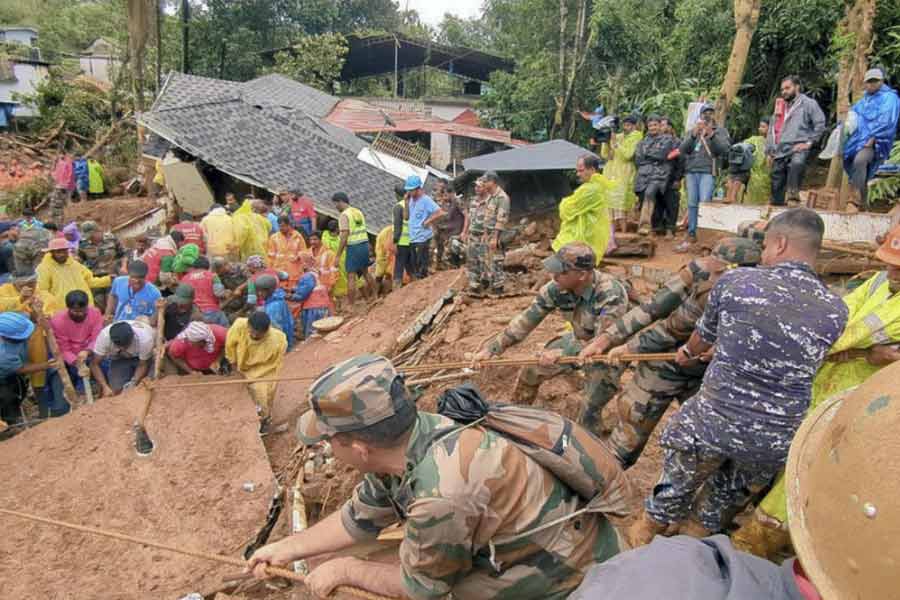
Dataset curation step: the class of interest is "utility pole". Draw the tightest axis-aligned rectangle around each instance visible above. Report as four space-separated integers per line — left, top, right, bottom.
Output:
181 0 190 73
155 0 162 89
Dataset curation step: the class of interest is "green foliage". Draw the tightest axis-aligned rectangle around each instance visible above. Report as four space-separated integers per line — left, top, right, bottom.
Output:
267 34 348 92
3 176 52 216
13 70 115 139
868 142 900 206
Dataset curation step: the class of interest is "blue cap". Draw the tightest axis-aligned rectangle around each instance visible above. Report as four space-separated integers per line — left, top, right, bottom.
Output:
0 312 35 341
403 175 423 191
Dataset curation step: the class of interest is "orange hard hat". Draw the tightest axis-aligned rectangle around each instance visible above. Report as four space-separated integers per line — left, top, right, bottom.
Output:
875 225 900 267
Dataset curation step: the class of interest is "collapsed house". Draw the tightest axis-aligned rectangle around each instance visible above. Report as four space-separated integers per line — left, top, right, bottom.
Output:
139 72 525 234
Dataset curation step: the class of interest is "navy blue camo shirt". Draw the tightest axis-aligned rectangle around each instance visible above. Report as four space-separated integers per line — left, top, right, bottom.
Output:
662 261 848 464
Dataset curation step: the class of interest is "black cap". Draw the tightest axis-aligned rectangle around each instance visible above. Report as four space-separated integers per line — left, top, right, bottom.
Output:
109 322 135 347
332 192 350 204
128 260 149 278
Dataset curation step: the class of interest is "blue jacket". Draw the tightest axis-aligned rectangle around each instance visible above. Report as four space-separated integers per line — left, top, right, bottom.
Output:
263 288 294 350
844 84 900 179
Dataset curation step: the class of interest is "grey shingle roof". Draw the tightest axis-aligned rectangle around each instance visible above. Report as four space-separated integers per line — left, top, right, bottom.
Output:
462 139 597 172
241 73 339 118
140 72 400 234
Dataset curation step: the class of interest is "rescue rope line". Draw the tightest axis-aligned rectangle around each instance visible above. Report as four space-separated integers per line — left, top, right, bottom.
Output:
0 508 399 600
150 353 679 390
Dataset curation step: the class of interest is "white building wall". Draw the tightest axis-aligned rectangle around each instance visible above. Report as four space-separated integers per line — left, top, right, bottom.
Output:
0 62 49 117
429 104 469 122
0 29 37 46
430 133 452 171
79 55 116 83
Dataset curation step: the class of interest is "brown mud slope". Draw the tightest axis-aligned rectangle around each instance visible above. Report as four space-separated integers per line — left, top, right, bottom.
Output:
0 385 275 599
61 196 159 231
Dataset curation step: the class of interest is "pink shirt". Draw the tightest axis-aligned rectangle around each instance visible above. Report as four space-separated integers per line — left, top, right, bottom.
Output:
50 306 104 365
290 196 316 222
52 157 76 191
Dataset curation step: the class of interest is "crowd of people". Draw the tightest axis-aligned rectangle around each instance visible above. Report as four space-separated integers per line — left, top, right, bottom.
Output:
592 70 898 252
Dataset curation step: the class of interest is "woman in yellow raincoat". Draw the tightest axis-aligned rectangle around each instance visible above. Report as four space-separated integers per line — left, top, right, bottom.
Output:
552 155 619 265
0 273 62 393
233 199 271 261
600 116 643 231
732 227 900 559
743 118 772 205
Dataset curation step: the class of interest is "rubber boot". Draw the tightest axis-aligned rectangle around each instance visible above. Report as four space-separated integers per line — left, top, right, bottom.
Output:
731 518 792 561
677 518 712 539
626 510 668 548
511 375 540 405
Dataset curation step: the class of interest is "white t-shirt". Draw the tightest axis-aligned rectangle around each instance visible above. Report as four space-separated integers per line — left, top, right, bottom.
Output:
93 320 156 361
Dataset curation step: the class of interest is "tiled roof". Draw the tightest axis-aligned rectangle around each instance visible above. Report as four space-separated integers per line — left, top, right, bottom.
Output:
140 72 400 234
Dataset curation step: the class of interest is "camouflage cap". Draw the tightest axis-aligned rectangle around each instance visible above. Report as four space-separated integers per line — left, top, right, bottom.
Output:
711 236 762 266
297 354 402 445
543 242 596 273
736 219 767 244
80 220 99 235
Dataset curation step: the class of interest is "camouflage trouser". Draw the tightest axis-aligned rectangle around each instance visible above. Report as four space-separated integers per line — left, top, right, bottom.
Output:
92 287 111 314
608 359 704 468
646 439 781 532
51 187 68 226
518 333 623 435
466 239 505 291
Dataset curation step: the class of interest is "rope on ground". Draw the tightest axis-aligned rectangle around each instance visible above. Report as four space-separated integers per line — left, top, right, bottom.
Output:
150 353 680 390
0 507 400 600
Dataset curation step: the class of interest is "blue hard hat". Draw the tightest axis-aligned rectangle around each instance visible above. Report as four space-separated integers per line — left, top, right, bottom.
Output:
404 175 423 191
0 312 35 341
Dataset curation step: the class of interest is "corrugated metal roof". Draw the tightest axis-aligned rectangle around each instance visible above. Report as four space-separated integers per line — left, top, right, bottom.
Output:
326 98 524 146
462 139 596 172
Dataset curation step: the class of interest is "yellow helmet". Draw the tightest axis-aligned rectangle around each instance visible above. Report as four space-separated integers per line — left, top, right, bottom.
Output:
786 361 900 599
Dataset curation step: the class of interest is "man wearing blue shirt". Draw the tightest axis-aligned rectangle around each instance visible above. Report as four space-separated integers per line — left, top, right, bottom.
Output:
404 175 445 279
105 260 162 325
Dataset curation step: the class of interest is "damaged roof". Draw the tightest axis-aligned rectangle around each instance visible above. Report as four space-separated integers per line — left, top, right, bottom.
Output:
140 72 400 233
462 139 595 172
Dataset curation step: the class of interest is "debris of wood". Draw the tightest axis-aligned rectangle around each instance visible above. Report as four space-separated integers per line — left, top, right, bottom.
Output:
390 290 456 356
504 242 543 270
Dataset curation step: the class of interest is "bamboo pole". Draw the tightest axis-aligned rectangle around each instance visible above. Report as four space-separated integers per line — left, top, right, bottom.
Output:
151 353 680 390
0 508 397 600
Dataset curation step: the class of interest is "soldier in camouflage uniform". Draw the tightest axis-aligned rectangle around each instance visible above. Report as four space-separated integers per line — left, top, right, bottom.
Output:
587 238 762 468
78 221 126 312
475 242 629 434
628 209 848 546
12 225 51 276
464 171 510 294
212 256 250 319
248 354 620 600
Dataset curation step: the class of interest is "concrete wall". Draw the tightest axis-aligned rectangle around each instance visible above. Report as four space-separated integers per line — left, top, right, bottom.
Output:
430 132 452 171
0 62 49 117
429 103 468 122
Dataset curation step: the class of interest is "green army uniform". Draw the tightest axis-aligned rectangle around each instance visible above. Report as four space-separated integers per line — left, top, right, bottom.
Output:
466 187 510 293
50 188 67 226
78 221 125 312
13 227 51 275
298 354 620 600
603 238 762 467
485 245 629 434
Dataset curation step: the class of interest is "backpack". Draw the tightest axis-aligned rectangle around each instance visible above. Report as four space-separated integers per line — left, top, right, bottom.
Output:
728 142 755 172
437 384 631 518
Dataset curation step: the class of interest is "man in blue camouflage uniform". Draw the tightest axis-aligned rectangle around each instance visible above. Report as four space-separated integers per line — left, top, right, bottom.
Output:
584 237 762 468
475 242 629 434
628 208 848 545
247 354 621 599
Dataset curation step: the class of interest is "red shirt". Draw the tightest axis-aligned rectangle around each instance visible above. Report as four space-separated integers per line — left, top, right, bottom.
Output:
172 222 206 254
290 196 316 223
141 246 175 284
167 324 227 371
182 268 220 312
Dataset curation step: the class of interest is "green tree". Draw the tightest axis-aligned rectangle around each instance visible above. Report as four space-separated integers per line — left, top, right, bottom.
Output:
267 33 348 92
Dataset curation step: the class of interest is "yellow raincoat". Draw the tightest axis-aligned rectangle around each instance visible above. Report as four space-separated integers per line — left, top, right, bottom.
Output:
744 135 771 205
321 229 362 298
233 201 271 261
374 225 395 279
552 172 617 264
36 254 111 307
225 317 287 419
601 130 643 211
0 285 62 389
201 207 238 258
759 271 900 522
87 159 104 194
